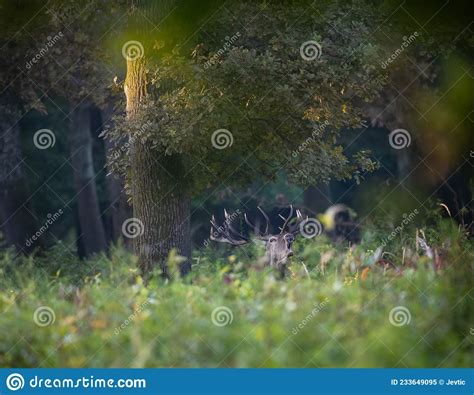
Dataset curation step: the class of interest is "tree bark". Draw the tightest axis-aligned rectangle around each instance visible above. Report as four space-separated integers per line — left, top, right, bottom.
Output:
69 103 107 256
104 153 132 244
101 105 132 244
396 148 413 181
0 113 39 253
125 57 192 278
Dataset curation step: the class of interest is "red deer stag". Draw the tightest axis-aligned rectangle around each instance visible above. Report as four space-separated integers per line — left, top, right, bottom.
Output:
210 206 305 276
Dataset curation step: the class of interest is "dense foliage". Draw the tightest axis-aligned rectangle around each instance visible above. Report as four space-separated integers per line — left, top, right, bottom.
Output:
1 216 471 367
106 1 386 193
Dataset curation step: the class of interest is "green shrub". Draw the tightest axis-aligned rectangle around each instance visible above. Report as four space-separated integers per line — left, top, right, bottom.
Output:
0 220 471 367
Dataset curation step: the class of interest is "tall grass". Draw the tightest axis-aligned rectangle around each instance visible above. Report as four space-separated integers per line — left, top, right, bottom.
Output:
0 219 472 367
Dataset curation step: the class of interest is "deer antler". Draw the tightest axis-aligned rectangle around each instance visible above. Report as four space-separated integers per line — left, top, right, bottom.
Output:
290 209 306 235
210 206 306 245
244 206 270 240
278 205 294 234
210 212 249 245
278 206 306 234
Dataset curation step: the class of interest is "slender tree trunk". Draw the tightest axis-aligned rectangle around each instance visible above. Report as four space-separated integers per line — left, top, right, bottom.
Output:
101 105 132 244
74 208 87 259
125 57 191 278
0 113 39 253
69 102 107 256
396 148 413 181
104 152 132 244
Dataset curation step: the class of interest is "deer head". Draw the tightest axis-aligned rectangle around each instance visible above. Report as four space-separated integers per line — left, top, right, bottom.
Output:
210 206 305 275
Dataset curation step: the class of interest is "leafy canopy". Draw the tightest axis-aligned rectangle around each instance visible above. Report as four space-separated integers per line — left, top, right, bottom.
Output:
108 1 387 193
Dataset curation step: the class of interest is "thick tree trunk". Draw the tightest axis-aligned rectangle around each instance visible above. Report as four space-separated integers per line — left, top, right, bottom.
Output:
130 146 191 276
0 114 39 253
125 57 191 278
69 103 107 256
